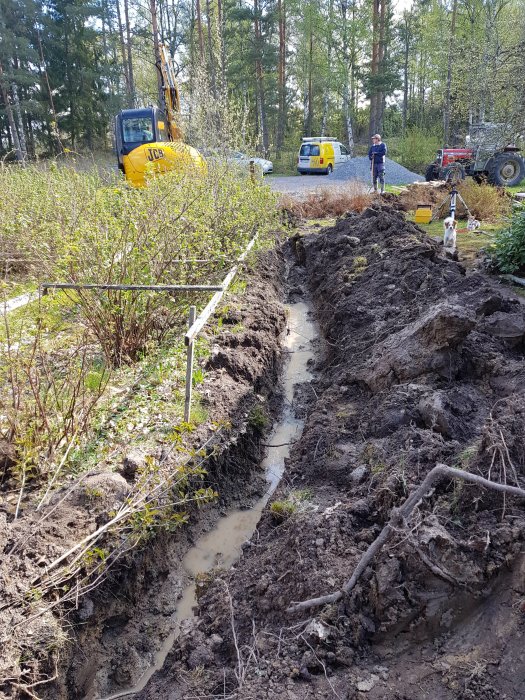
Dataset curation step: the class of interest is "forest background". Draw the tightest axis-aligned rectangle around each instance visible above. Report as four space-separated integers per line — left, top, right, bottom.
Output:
1 0 524 174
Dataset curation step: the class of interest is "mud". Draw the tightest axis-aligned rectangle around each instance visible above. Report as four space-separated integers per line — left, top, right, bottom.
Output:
93 301 316 700
0 248 287 699
138 205 525 699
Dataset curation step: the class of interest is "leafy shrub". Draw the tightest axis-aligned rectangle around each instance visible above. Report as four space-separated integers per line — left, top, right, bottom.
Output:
0 162 278 366
0 317 109 488
457 180 511 222
389 127 442 174
493 211 525 273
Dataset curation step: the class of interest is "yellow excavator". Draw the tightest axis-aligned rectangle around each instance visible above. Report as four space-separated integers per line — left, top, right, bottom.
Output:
115 45 206 187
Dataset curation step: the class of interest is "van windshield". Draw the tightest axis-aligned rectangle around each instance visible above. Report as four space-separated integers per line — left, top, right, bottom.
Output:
300 144 320 157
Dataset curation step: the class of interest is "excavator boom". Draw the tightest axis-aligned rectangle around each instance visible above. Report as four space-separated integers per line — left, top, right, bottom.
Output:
157 44 182 141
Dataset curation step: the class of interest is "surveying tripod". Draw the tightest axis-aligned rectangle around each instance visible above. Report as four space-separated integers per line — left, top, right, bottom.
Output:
433 184 473 221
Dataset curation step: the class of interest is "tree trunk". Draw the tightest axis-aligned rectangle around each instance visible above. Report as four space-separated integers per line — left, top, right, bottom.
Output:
206 0 217 98
195 0 205 61
150 0 164 109
276 0 286 150
402 13 410 133
443 0 457 145
254 0 269 156
11 83 27 159
0 64 24 162
375 0 387 134
124 0 135 105
217 0 227 96
306 30 313 136
369 0 380 137
341 0 354 154
320 0 333 137
116 0 131 101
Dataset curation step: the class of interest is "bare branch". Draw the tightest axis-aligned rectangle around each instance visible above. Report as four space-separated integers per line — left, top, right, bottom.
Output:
287 463 525 614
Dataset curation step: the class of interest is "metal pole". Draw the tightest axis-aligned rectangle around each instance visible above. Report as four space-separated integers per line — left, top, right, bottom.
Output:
449 188 457 219
184 305 196 423
40 282 223 293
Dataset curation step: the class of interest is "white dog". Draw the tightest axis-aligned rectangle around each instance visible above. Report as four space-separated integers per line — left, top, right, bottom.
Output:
443 216 457 250
467 214 481 231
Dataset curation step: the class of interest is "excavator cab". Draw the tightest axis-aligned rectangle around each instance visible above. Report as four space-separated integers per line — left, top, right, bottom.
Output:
115 107 166 170
115 105 205 187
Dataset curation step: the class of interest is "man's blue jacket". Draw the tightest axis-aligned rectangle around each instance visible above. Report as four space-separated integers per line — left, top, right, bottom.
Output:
368 142 387 165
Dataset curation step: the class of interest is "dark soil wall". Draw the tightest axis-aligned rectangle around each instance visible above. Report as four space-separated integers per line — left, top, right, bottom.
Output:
142 206 525 700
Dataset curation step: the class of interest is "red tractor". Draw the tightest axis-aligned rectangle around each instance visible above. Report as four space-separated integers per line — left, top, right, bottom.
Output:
425 123 525 187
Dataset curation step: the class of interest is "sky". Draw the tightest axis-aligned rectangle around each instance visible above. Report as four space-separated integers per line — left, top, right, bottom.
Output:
395 0 414 14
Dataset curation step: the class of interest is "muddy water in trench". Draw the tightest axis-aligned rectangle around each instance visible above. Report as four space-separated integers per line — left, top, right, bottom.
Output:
96 301 316 700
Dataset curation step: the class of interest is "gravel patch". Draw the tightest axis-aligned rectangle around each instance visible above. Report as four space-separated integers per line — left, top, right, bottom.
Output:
332 156 424 185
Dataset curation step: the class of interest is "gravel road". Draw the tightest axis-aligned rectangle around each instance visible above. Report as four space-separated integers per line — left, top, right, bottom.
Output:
269 156 423 195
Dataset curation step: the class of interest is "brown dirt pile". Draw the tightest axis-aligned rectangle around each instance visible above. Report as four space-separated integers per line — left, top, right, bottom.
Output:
394 182 450 212
394 181 511 222
148 205 525 699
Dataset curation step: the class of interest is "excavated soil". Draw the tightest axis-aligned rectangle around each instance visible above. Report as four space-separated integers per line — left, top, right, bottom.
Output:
138 205 525 699
0 248 287 699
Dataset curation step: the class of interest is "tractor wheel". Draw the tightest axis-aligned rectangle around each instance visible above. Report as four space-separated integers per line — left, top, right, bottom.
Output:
486 153 525 187
441 163 466 186
425 164 440 182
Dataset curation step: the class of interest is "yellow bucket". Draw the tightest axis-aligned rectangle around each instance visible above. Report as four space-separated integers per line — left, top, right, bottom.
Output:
414 205 433 224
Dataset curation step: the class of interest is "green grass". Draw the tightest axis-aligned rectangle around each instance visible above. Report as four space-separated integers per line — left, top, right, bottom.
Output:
0 278 38 300
68 334 212 476
506 179 525 195
408 215 501 268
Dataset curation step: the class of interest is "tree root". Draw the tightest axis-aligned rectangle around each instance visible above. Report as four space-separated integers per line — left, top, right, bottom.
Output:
287 463 525 614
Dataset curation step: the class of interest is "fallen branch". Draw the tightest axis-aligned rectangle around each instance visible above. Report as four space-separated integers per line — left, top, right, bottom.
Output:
287 463 525 614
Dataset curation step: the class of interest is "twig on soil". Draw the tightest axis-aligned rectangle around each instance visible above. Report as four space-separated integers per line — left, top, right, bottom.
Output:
14 467 26 521
221 579 244 686
299 632 343 699
11 655 59 700
36 430 79 511
415 546 463 588
261 441 296 448
287 463 525 614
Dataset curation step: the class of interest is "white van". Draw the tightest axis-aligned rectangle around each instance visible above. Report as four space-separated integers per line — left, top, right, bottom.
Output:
297 137 350 175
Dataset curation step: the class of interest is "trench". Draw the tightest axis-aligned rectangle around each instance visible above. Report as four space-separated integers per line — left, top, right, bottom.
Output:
93 300 317 700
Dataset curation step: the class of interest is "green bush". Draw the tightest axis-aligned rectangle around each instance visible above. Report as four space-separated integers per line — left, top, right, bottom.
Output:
0 162 278 366
493 211 525 274
389 127 442 174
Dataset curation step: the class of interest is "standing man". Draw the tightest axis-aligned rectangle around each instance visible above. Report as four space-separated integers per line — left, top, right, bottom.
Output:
368 134 387 194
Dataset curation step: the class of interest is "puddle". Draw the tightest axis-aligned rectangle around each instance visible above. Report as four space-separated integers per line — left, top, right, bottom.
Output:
95 301 316 700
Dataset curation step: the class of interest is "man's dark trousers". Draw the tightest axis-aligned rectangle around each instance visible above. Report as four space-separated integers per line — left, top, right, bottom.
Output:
373 163 385 191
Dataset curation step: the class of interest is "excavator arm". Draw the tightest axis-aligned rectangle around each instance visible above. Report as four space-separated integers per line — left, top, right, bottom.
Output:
156 45 182 141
